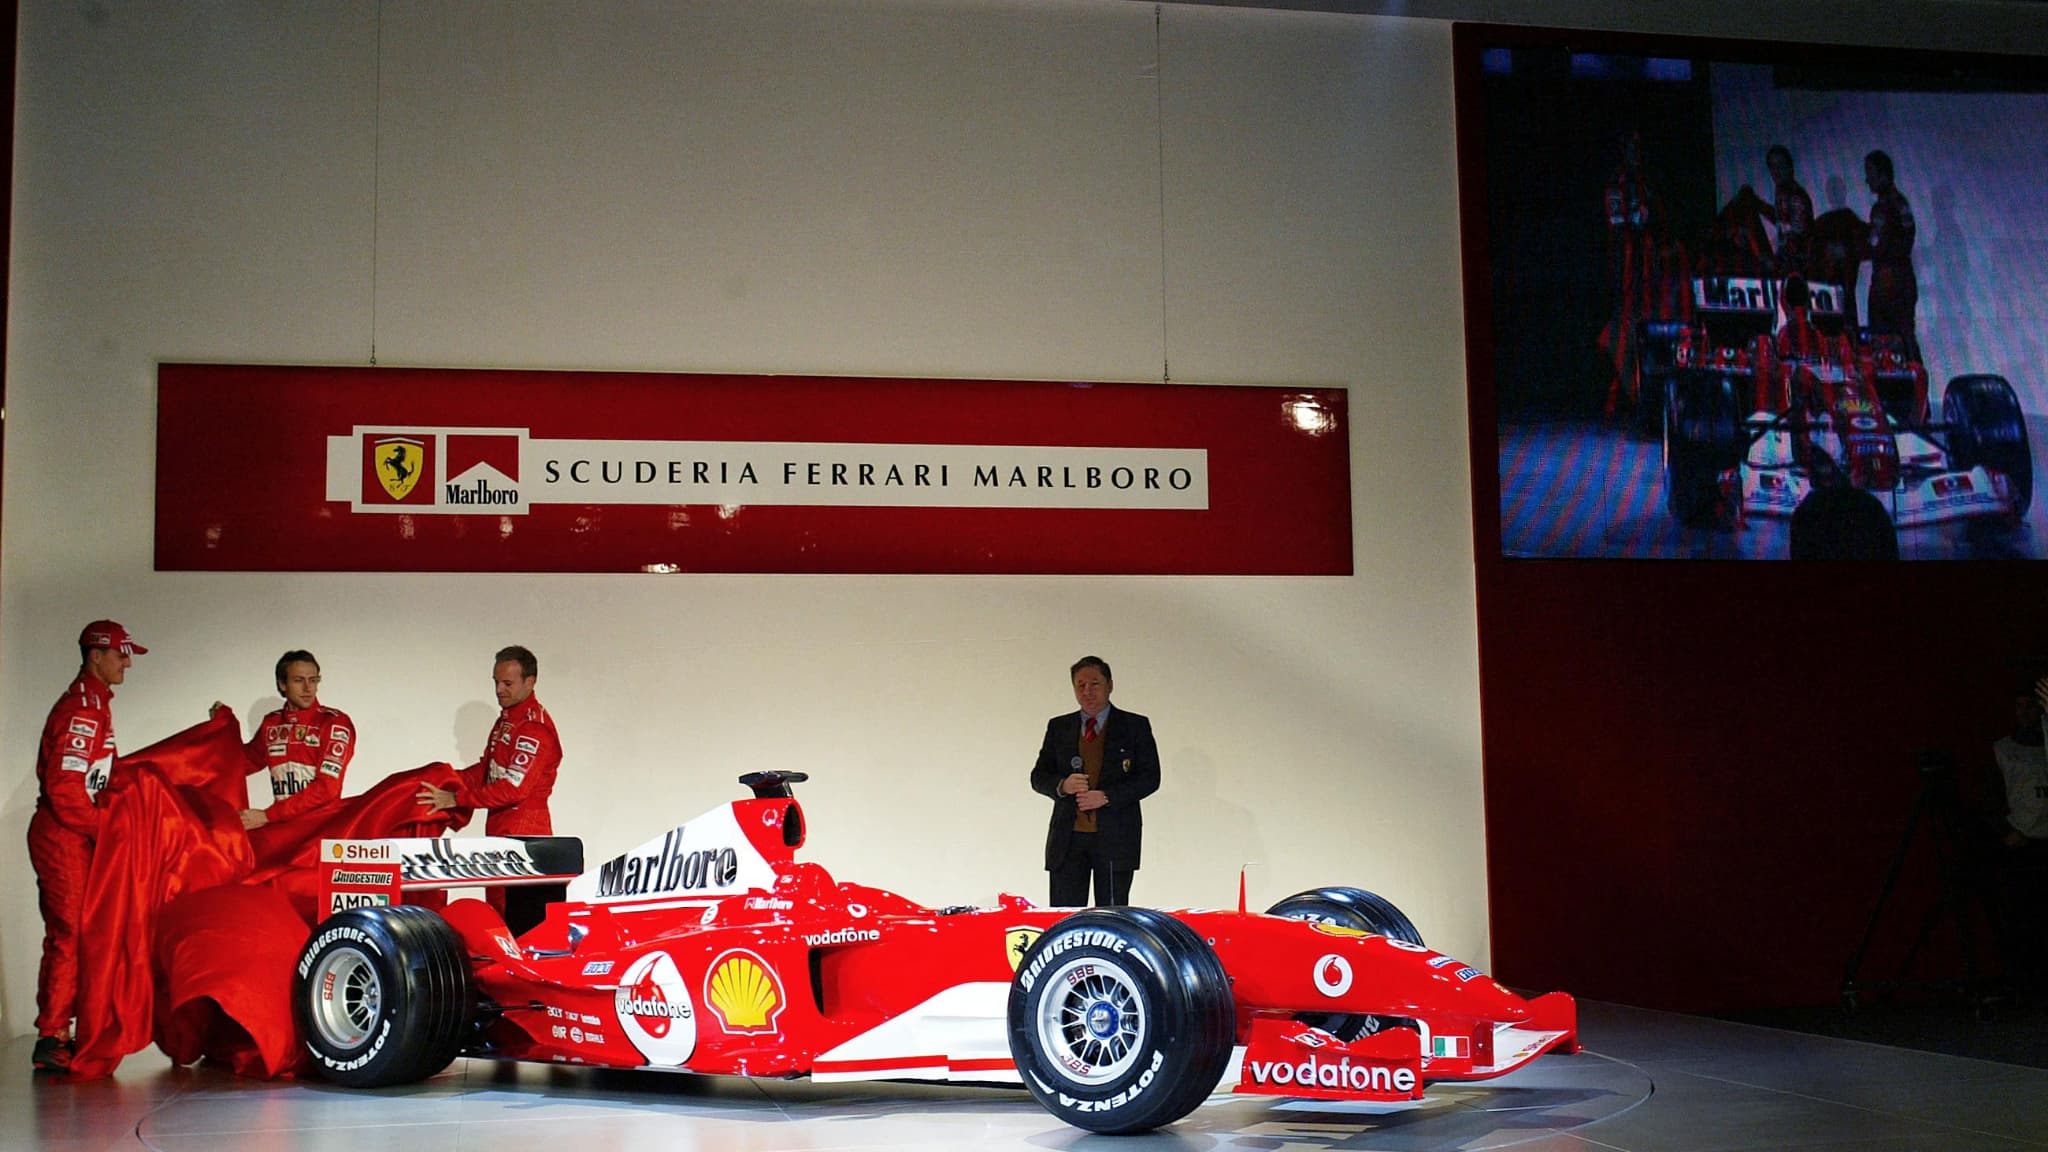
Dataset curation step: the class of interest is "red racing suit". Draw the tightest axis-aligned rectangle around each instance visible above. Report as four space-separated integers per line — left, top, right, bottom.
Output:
242 701 355 824
1766 178 1814 274
28 673 118 1036
1768 308 1854 410
1602 165 1661 414
1866 188 1918 355
453 695 561 835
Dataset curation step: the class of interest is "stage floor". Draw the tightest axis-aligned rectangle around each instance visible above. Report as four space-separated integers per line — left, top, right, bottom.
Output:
11 1000 2048 1151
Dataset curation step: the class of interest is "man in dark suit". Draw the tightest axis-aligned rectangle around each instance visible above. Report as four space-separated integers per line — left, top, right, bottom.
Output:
1030 655 1161 906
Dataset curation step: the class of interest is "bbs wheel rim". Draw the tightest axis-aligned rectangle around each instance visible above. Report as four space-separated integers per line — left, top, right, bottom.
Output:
1034 956 1147 1087
309 945 383 1052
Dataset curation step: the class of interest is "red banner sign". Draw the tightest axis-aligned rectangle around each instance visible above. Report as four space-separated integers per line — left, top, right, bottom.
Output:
155 365 1351 574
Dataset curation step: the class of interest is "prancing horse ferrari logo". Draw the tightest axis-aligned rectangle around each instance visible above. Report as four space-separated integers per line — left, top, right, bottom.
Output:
1005 926 1044 972
374 436 425 501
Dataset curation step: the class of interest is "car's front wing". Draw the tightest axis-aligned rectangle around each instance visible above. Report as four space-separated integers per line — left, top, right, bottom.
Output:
1234 990 1577 1102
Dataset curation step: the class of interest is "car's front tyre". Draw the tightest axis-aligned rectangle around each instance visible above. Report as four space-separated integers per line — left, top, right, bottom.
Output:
1266 887 1422 1041
1665 373 1747 526
1007 908 1234 1134
1945 373 2033 515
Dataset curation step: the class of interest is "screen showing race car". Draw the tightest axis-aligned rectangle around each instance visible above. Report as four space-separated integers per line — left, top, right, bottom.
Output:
1461 28 2048 559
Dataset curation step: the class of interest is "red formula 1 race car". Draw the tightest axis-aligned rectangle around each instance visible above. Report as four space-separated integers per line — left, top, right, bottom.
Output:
294 773 1577 1134
1648 276 2032 545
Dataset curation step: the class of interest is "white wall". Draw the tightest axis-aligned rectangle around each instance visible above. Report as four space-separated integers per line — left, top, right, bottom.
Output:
0 0 1483 1037
8 0 2043 1038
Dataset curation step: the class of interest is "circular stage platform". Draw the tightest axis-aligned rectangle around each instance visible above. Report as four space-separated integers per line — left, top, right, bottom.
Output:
133 1048 1652 1151
13 1000 2048 1152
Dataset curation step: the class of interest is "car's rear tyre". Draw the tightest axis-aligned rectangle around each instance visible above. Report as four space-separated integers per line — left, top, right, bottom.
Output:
1266 887 1422 1041
1665 373 1746 526
1945 374 2033 515
295 905 473 1087
1007 908 1234 1134
1633 320 1687 440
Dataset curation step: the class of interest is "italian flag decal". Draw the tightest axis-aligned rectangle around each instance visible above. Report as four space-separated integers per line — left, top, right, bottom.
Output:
1431 1035 1469 1059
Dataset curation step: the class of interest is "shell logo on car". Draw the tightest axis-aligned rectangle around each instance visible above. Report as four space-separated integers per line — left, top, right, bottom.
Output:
706 950 785 1034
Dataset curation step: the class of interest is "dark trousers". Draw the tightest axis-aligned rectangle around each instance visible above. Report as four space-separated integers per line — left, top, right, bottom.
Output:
1049 831 1134 907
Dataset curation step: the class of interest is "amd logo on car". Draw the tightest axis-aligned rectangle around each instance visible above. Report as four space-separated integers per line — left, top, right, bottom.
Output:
596 830 739 897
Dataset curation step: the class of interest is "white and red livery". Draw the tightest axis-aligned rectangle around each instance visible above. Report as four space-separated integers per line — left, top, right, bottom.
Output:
296 773 1577 1133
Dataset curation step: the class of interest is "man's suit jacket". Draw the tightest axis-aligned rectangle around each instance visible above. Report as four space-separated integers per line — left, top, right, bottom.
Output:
1030 708 1161 871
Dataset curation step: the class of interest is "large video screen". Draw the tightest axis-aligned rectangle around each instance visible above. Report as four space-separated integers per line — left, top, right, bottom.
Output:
1459 27 2048 559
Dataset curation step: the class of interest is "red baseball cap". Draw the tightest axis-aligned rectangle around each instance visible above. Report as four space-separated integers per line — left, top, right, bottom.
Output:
78 620 148 656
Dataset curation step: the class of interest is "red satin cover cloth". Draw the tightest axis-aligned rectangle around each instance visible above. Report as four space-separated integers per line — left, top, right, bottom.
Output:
64 715 469 1080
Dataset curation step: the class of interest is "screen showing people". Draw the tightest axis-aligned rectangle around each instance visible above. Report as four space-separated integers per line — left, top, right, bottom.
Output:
1473 38 2048 559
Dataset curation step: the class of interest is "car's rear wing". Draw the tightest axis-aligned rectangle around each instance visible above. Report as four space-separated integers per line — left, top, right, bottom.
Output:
1692 275 1846 317
319 836 584 917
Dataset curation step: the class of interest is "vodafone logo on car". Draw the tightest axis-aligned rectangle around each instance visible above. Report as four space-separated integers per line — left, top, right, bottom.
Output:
614 951 697 1065
1313 954 1353 997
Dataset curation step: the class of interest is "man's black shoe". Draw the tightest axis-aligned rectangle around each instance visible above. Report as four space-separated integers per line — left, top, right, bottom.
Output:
31 1036 72 1075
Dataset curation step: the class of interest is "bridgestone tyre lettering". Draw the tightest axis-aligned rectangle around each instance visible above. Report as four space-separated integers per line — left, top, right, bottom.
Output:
1944 373 2033 515
1006 908 1234 1135
294 905 474 1088
1266 887 1423 1042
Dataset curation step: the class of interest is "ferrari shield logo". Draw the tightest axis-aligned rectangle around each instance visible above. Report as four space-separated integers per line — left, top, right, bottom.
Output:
372 436 427 501
1005 927 1044 972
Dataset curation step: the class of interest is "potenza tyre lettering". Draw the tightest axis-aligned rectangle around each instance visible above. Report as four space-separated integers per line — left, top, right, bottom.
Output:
320 1020 394 1073
1018 929 1130 992
1057 1049 1164 1112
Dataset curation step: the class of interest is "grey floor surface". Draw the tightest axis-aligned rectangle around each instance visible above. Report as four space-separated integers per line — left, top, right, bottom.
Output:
8 999 2047 1151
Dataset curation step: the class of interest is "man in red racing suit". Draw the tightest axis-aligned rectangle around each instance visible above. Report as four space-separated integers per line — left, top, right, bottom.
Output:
28 621 147 1074
1760 144 1814 276
226 650 356 828
1864 149 1919 360
1602 130 1662 417
417 645 561 929
1768 277 1852 410
418 644 561 836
